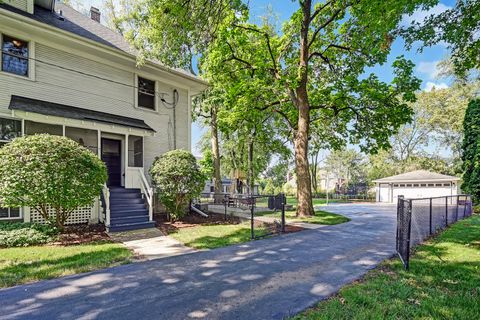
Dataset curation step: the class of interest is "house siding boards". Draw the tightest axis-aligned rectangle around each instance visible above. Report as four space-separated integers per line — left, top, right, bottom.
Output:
0 3 205 222
4 0 31 13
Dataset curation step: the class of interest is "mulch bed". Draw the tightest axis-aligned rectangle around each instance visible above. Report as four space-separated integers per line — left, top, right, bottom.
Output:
155 212 303 235
53 224 110 246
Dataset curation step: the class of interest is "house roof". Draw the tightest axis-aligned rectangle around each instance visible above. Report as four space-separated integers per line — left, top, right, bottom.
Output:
0 3 206 85
372 170 460 183
9 95 155 132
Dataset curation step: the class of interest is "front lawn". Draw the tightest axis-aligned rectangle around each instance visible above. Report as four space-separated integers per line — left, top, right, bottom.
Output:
257 209 350 225
168 221 269 250
0 241 133 288
294 215 480 319
286 197 341 206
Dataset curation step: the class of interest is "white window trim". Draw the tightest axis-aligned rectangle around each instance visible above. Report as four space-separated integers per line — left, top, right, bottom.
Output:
134 74 158 113
0 33 36 81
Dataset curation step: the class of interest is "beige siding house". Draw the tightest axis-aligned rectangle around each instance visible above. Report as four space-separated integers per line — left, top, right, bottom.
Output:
0 0 207 231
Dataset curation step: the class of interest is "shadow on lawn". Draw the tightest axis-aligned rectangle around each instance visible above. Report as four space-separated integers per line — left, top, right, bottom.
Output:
0 245 131 288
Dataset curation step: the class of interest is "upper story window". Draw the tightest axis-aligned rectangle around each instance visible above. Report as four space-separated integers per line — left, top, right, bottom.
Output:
138 76 156 110
1 35 29 77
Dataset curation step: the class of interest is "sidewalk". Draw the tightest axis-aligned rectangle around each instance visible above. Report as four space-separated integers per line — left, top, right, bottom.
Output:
108 228 195 260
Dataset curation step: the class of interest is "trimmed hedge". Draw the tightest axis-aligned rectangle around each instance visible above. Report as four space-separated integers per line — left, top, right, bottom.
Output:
0 222 58 247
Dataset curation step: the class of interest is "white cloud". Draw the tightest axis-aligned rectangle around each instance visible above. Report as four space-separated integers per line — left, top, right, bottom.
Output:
424 81 449 92
402 3 451 25
416 60 441 80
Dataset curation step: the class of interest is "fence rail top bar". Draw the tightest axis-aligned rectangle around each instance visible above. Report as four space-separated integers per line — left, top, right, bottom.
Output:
406 194 470 201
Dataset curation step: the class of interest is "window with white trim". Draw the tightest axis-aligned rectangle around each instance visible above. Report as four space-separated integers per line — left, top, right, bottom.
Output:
128 135 143 167
1 35 29 77
0 117 22 219
138 76 156 110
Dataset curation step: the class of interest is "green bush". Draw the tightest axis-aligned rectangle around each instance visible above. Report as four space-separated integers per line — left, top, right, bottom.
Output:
462 99 480 203
0 222 58 247
150 150 206 220
0 134 107 230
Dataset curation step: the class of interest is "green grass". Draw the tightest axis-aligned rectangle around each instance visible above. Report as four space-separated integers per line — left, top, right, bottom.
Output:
0 241 133 288
294 215 480 319
169 222 268 250
286 197 341 206
257 209 350 225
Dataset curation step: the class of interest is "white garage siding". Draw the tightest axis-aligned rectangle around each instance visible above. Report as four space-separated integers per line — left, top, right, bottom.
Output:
373 170 461 203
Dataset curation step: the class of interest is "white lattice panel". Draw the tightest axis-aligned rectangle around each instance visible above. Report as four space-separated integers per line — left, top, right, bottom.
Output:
31 206 94 225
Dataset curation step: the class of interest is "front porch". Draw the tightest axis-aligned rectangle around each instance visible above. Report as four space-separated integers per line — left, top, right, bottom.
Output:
7 96 157 231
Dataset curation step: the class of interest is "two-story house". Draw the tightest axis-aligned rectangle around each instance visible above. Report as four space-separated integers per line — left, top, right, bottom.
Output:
0 0 207 231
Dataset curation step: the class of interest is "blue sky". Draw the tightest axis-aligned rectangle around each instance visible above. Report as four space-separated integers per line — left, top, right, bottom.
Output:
79 0 455 156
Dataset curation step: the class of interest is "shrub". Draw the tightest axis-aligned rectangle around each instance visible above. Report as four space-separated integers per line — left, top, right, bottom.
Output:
150 150 205 220
462 99 480 203
0 222 58 247
0 134 107 230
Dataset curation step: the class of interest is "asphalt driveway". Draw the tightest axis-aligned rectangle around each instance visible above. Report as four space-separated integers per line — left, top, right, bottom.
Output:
0 203 397 320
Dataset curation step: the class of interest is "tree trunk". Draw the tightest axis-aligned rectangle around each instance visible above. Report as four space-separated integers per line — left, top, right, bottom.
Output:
294 0 314 217
294 100 314 217
211 106 223 202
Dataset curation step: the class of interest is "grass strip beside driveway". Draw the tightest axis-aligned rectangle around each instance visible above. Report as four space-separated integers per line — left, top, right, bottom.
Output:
257 209 350 225
294 215 480 320
0 241 133 288
169 222 268 250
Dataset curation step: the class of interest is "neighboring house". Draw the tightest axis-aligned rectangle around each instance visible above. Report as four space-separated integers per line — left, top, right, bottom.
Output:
373 170 460 203
0 1 207 231
202 178 259 195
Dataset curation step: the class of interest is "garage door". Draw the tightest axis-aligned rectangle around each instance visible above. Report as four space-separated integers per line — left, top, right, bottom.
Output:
392 183 453 202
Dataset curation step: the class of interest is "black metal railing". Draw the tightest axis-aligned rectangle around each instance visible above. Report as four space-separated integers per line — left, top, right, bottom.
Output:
397 194 473 269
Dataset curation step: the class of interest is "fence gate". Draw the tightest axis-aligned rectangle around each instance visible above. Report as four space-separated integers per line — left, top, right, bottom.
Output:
396 194 473 270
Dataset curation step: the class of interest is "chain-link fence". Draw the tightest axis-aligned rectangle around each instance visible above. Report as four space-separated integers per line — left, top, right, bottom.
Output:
397 194 473 269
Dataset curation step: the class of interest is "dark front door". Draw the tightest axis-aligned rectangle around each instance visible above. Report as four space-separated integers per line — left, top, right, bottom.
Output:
101 138 122 186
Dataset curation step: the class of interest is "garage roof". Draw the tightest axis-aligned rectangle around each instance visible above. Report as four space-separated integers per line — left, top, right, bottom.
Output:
373 170 460 183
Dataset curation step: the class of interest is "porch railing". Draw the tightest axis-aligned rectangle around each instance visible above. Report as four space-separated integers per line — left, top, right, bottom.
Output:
101 184 111 227
137 168 154 222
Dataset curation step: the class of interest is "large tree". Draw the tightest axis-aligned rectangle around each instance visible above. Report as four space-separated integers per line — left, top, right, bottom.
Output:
204 1 422 216
120 1 424 216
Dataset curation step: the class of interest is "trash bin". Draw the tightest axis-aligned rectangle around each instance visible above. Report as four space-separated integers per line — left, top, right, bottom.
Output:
268 196 275 209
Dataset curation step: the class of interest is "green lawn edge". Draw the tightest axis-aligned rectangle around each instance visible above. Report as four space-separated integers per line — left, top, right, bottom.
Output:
0 241 133 288
293 214 480 320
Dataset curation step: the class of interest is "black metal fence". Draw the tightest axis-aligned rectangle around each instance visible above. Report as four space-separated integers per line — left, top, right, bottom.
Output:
397 194 473 269
195 192 287 239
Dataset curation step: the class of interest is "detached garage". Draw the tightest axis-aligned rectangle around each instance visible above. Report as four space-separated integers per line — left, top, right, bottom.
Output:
373 170 460 203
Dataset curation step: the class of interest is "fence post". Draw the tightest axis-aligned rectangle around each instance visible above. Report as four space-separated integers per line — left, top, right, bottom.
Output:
445 196 448 227
396 195 404 253
406 200 412 270
281 193 286 233
464 195 467 218
224 194 228 221
250 196 255 240
430 198 433 235
455 195 459 222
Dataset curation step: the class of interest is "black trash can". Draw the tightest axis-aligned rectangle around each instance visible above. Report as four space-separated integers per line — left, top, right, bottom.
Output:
268 196 275 209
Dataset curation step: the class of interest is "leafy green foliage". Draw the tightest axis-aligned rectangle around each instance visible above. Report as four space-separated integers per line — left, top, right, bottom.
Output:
0 222 58 247
150 150 205 220
402 0 480 77
461 99 480 202
0 135 107 229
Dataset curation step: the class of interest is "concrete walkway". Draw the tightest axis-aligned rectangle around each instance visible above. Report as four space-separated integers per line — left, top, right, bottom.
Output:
0 203 397 320
109 228 195 261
